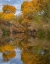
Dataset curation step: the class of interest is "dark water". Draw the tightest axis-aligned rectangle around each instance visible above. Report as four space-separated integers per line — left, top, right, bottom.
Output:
0 34 50 64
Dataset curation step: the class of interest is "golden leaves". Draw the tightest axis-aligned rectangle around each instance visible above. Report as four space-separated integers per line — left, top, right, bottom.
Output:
21 0 50 16
0 44 14 52
0 5 16 21
1 13 15 21
21 1 39 16
21 1 33 15
2 4 16 14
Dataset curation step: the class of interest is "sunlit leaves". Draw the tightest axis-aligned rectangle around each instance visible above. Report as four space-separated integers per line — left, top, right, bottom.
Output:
1 13 15 21
0 5 16 21
21 1 39 16
2 4 16 14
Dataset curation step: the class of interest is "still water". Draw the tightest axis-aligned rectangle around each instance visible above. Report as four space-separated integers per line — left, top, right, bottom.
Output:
0 33 50 64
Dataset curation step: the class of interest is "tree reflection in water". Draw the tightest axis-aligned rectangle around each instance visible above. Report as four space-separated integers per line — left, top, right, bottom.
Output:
0 33 50 64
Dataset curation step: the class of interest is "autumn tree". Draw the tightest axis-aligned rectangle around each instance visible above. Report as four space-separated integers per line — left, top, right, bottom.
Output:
21 1 35 33
21 0 50 32
32 0 50 22
2 4 16 14
21 1 35 20
0 4 16 21
22 0 50 19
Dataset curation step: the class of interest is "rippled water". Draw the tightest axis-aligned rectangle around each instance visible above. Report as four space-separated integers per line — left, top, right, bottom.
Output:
0 34 50 64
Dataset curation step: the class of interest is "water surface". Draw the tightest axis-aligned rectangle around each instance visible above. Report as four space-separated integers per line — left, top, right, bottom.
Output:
0 34 50 64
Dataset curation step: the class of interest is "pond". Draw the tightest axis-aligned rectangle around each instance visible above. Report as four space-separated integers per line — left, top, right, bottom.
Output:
0 33 50 64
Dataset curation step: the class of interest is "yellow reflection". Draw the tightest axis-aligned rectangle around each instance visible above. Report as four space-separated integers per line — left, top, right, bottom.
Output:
2 51 16 62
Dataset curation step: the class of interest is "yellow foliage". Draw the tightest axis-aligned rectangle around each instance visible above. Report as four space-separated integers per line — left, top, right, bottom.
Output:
1 13 15 21
2 51 16 59
0 12 3 15
22 0 50 16
0 44 15 52
2 4 16 13
0 5 16 21
0 12 3 18
21 1 39 16
32 0 50 10
21 50 39 64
